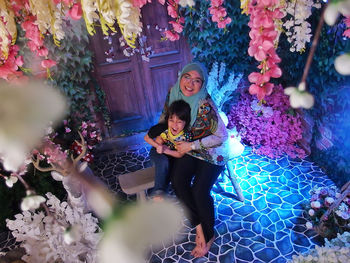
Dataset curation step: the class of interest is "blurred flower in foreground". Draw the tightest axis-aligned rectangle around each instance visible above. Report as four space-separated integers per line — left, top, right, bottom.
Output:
335 53 350 75
5 175 18 187
284 82 315 109
98 200 183 263
324 0 350 26
0 80 66 171
20 190 46 211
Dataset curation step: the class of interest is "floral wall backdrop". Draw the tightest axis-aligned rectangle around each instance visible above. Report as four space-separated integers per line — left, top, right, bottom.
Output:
180 0 350 186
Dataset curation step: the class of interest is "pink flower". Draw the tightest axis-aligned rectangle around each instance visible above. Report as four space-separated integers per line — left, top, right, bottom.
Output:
211 0 223 7
169 20 183 33
41 59 57 69
249 83 273 101
68 3 83 20
344 29 350 38
167 4 178 18
158 0 165 5
81 121 88 129
218 17 232 28
65 127 71 133
164 30 180 41
37 47 49 57
248 72 270 85
248 40 274 61
15 56 24 67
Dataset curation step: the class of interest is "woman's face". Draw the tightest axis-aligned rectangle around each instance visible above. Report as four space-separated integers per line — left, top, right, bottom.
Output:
179 70 203 97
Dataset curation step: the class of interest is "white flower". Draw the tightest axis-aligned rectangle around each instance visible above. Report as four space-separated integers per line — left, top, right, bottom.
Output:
308 209 315 216
5 175 18 188
335 53 350 75
21 191 46 211
284 82 315 109
63 224 82 245
98 200 183 263
325 197 335 205
179 0 195 7
306 221 313 229
325 0 350 26
0 81 66 172
311 200 321 209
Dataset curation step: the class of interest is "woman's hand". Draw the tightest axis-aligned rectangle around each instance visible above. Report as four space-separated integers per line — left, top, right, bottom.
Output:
176 141 192 154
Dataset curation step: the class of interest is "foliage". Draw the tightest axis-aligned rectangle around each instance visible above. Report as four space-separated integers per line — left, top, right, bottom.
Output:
289 232 350 263
181 0 254 75
45 19 93 122
227 85 305 158
304 185 350 239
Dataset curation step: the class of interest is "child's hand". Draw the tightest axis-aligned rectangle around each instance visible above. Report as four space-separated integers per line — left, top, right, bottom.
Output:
156 144 164 154
176 141 192 154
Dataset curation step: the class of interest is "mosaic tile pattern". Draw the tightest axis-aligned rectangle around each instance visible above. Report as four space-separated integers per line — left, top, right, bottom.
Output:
147 147 332 263
0 145 333 263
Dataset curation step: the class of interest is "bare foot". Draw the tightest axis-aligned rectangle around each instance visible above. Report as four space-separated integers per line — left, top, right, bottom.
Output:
191 225 215 258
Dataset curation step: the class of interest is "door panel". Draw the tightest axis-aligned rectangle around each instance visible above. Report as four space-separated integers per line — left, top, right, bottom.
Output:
90 2 192 137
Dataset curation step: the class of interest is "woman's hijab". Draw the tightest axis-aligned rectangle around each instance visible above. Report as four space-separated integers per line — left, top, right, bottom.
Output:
169 62 208 126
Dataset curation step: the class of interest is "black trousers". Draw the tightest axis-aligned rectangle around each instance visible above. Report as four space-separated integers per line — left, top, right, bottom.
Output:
170 154 224 243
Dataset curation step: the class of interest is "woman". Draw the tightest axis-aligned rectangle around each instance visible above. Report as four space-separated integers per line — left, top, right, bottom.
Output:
159 62 229 258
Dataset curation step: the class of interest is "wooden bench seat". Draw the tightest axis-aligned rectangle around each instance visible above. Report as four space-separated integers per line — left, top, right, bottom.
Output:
118 166 155 201
118 163 244 202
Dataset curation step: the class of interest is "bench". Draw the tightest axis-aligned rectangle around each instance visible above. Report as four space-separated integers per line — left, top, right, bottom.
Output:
118 166 155 201
118 162 244 202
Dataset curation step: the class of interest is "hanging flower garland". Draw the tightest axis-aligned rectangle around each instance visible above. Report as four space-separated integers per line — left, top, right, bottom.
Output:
283 0 321 53
163 0 184 41
208 0 232 29
246 0 285 101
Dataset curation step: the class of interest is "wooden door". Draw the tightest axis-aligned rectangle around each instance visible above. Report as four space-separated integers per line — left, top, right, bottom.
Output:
90 2 192 137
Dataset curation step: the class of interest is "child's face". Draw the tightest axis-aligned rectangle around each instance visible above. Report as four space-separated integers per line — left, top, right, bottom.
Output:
168 114 186 136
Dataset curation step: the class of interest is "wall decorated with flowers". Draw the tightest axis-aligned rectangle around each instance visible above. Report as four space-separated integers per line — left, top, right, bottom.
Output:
1 0 350 260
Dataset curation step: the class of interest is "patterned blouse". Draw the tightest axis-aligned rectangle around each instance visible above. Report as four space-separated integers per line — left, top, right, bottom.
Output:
160 93 229 166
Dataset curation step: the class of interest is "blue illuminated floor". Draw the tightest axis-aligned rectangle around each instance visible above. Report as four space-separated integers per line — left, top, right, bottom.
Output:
0 145 331 262
144 147 332 263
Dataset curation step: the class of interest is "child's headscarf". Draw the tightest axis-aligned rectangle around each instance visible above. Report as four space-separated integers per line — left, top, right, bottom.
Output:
169 62 208 127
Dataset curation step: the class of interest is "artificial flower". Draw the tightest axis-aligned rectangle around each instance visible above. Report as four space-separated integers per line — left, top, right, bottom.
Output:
311 200 321 209
179 0 195 7
63 224 82 245
284 82 314 109
325 0 350 26
283 0 321 52
334 53 350 75
5 175 18 188
0 81 66 171
306 221 313 229
68 2 83 20
41 59 57 69
21 191 46 211
98 200 183 263
169 20 184 33
308 209 315 216
164 30 180 41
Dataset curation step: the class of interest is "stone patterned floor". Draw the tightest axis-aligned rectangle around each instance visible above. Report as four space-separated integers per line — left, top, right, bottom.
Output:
0 144 333 263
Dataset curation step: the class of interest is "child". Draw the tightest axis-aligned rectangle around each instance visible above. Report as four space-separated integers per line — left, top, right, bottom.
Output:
144 100 193 199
